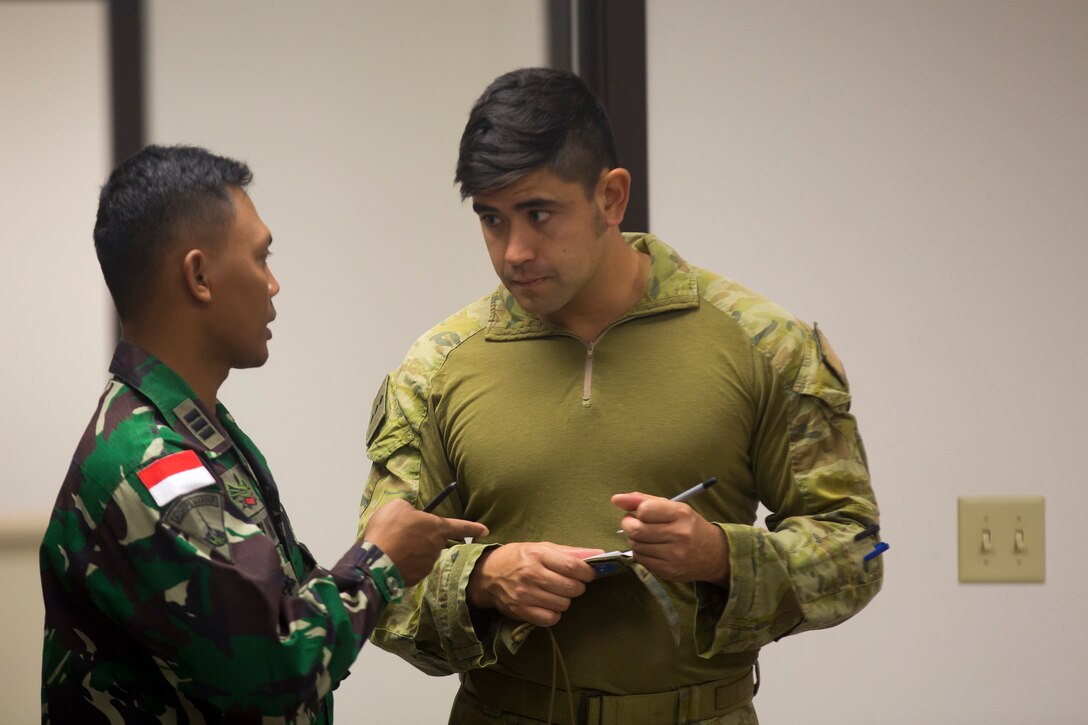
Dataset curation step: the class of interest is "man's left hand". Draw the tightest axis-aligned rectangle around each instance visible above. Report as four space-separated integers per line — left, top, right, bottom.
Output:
612 492 730 586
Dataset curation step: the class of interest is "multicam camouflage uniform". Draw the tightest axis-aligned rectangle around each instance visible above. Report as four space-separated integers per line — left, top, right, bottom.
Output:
360 234 883 724
41 341 401 723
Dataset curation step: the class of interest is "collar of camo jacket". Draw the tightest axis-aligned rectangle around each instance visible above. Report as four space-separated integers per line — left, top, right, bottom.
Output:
485 233 701 340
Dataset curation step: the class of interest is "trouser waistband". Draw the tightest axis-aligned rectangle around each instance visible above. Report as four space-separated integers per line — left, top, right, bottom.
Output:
461 667 756 725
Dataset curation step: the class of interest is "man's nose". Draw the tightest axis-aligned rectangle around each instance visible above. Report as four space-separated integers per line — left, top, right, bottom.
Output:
268 266 281 297
504 222 536 266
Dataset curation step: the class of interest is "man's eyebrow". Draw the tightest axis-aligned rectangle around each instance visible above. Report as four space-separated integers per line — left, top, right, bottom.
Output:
471 198 561 214
513 197 561 211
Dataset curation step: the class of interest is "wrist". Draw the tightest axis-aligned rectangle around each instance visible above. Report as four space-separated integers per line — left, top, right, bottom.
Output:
356 542 405 605
701 525 731 587
466 547 497 610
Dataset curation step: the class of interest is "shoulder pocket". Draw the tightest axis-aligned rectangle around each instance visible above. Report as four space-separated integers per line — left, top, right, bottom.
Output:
792 324 852 411
366 375 417 464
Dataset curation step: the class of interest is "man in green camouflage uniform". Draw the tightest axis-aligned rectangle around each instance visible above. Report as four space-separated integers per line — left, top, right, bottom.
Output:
359 69 883 724
40 145 486 723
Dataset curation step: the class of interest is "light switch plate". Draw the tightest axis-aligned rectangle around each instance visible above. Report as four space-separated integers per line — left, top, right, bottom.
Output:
958 496 1045 583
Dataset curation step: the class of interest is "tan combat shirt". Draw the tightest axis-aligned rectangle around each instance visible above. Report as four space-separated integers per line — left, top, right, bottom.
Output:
360 234 882 694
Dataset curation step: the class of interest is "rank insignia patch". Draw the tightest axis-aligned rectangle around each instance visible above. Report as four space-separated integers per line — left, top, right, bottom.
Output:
172 399 227 452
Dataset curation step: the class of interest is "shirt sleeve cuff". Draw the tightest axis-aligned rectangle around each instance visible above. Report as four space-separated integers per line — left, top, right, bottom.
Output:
338 540 405 605
441 541 504 666
694 522 756 654
694 523 807 655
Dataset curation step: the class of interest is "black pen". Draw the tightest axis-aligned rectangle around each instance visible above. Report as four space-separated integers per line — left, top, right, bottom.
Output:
668 476 719 503
422 481 458 513
617 476 719 533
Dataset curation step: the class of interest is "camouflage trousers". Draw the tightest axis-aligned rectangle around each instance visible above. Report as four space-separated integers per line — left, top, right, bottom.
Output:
448 684 759 725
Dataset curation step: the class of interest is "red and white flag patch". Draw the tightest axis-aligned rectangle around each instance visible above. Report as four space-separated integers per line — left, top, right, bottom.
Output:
137 450 216 507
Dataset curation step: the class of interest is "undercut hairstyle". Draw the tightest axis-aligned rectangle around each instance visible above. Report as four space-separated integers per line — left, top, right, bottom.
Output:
455 67 618 199
93 144 253 320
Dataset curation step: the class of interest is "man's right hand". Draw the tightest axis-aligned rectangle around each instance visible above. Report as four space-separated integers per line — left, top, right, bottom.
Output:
362 499 488 586
466 542 603 627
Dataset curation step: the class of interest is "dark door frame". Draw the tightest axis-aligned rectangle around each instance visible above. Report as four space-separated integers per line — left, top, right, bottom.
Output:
109 0 144 165
549 0 649 233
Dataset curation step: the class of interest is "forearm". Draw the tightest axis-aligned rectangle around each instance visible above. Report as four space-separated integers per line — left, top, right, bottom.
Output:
696 362 883 654
694 505 882 655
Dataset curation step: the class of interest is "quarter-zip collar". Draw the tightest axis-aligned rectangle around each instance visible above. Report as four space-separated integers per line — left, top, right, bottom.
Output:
484 233 701 341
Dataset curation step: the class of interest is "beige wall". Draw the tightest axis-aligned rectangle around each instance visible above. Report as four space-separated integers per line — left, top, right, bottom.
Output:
0 0 113 509
0 1 111 721
647 2 1088 723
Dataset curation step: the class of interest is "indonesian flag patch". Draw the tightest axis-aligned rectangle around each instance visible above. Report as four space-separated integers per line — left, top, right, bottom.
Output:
137 450 216 507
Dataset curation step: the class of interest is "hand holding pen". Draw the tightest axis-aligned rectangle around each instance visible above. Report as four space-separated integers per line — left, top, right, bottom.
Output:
362 494 487 586
421 481 486 545
611 477 730 585
615 477 717 533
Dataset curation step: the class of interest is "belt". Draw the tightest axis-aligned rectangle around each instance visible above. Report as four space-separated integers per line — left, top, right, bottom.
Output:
462 667 756 725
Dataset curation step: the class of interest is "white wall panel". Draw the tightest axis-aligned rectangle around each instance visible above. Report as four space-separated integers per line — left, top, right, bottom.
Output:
647 2 1088 723
0 2 112 720
0 1 112 512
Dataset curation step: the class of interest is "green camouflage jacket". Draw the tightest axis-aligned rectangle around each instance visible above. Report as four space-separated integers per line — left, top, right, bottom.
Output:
359 234 883 697
41 341 398 723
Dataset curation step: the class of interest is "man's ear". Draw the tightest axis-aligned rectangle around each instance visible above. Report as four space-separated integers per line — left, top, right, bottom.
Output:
599 168 631 228
182 249 213 304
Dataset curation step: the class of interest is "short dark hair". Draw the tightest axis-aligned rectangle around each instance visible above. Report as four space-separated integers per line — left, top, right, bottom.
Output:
455 67 618 199
93 144 252 320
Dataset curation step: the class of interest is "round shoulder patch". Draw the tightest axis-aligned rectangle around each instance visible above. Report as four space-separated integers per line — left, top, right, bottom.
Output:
164 490 231 561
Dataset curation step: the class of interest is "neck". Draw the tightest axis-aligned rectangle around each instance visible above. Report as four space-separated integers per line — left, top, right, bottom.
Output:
122 321 227 411
546 232 650 342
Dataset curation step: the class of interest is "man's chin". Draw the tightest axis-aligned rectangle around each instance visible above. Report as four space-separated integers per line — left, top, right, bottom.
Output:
235 348 270 370
507 289 555 317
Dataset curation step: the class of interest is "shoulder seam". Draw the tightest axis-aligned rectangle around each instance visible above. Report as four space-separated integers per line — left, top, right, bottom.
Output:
389 296 492 439
697 267 808 386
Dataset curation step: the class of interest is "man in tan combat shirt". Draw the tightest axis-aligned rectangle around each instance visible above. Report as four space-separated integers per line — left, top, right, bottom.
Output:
359 68 883 724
